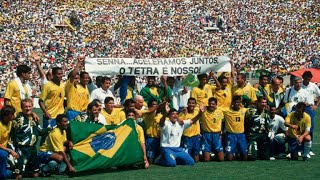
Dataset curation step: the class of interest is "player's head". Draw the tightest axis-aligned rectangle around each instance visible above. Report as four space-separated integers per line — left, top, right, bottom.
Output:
271 77 281 92
0 105 15 124
292 76 302 91
166 77 175 87
302 71 312 84
80 71 90 85
101 76 111 91
95 76 103 88
16 65 32 80
231 95 242 110
259 75 269 87
269 105 277 118
52 67 63 82
68 70 80 84
207 97 217 112
134 95 145 109
124 99 136 111
168 108 179 123
91 99 102 112
197 73 208 87
147 99 158 108
87 101 100 118
21 99 33 115
218 75 228 88
126 109 137 120
147 76 156 87
257 96 267 110
236 73 246 87
56 114 69 130
294 102 306 120
104 97 114 111
187 97 196 112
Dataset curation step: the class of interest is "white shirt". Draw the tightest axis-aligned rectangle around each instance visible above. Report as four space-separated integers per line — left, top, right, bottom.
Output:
90 88 115 107
269 115 287 134
284 87 313 106
160 119 192 148
302 82 320 103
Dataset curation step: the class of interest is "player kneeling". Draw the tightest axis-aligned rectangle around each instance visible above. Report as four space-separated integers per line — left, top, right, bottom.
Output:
38 114 75 176
285 102 312 161
201 97 224 162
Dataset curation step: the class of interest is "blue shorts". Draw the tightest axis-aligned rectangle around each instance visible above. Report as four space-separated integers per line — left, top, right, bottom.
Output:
38 151 54 164
181 135 201 156
202 132 223 153
42 115 56 128
225 133 248 155
288 137 303 153
0 149 9 179
66 110 82 121
155 147 195 167
145 137 160 159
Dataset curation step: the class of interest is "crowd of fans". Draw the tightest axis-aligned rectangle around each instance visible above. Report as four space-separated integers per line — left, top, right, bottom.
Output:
0 0 319 93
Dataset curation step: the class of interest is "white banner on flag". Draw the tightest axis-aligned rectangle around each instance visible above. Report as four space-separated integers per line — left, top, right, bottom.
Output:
85 56 231 76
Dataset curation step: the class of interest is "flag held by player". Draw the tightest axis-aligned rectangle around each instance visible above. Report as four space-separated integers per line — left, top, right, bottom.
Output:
69 120 144 172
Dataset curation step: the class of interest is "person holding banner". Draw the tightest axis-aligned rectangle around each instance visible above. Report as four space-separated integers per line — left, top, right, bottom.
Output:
140 76 165 104
65 57 90 121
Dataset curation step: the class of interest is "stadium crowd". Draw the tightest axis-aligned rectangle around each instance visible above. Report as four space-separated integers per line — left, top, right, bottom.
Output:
0 0 319 95
1 0 320 178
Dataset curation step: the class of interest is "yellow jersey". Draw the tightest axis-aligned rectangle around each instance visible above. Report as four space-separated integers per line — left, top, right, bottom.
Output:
0 121 12 147
143 112 162 138
4 80 29 113
179 109 200 137
65 80 90 112
39 128 67 152
100 108 126 125
286 112 311 138
232 84 257 103
136 124 145 144
223 108 247 133
39 81 65 119
191 84 216 106
214 83 233 110
201 108 224 133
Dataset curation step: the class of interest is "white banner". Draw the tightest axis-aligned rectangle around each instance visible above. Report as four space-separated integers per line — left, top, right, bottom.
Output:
85 56 231 76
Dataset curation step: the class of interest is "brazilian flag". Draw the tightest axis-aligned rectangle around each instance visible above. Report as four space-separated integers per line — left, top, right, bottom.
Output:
69 119 143 172
181 73 200 87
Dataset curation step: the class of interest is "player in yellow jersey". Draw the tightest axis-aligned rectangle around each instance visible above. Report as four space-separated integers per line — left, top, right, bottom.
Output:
65 57 90 121
214 62 235 110
100 97 126 125
201 97 225 162
191 74 216 106
39 67 65 128
179 97 201 162
38 114 75 175
224 95 248 161
4 65 33 113
285 102 312 161
232 73 257 108
140 76 165 104
126 109 149 169
142 99 163 164
0 106 18 179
